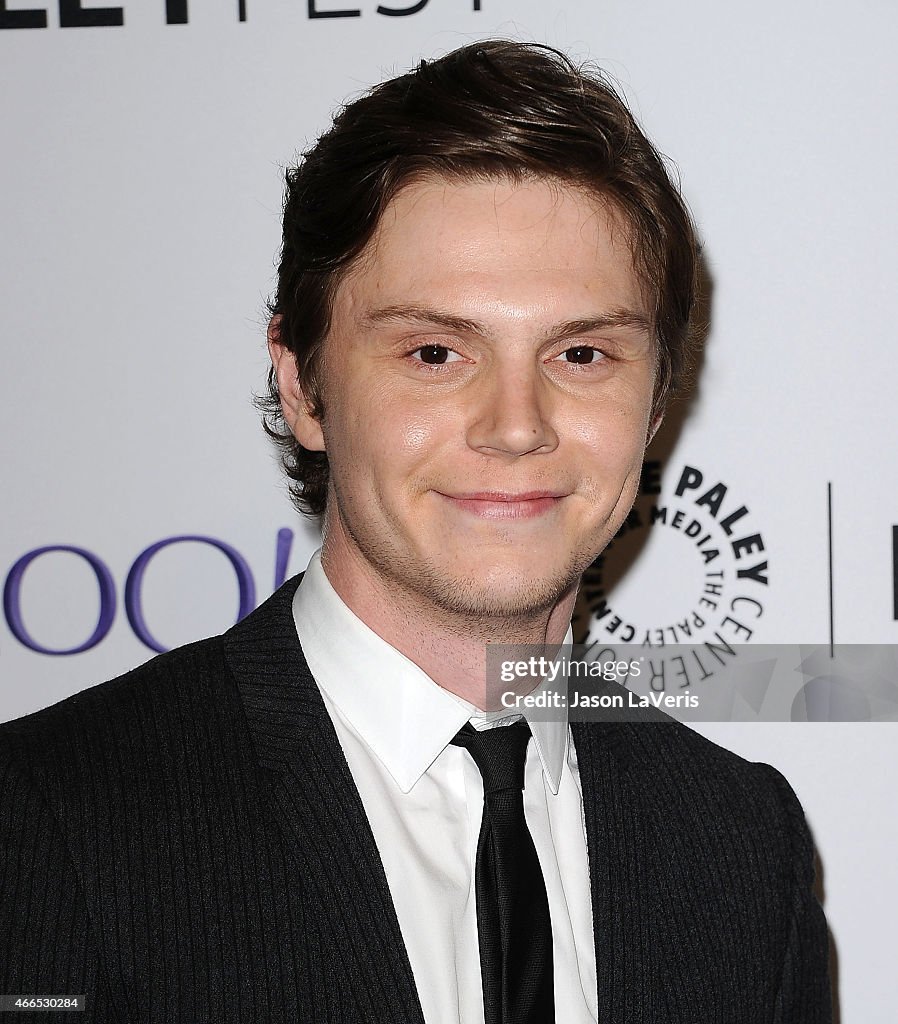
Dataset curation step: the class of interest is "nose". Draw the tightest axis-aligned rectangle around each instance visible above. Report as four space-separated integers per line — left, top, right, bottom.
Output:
465 363 559 458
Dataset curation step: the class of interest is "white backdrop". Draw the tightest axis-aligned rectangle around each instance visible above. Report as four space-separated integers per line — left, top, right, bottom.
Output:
2 1 896 1018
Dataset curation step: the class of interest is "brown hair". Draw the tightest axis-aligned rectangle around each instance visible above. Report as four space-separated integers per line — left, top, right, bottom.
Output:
260 39 699 516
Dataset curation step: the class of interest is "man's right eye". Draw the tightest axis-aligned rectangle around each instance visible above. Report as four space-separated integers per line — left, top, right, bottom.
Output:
412 345 459 365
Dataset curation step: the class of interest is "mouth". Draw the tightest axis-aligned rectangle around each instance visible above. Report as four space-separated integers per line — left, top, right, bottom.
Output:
437 490 567 520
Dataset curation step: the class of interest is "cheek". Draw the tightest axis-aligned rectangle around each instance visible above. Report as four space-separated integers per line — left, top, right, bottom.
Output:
563 403 650 512
325 386 450 483
375 383 459 462
568 401 651 466
398 420 436 457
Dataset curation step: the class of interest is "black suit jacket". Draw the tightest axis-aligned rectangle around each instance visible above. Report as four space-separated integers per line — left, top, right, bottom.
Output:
0 576 831 1022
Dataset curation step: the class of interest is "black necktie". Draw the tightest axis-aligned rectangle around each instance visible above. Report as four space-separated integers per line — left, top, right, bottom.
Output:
451 721 555 1024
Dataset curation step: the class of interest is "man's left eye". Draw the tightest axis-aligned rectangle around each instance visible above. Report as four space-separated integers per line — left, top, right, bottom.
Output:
412 345 462 365
556 346 604 365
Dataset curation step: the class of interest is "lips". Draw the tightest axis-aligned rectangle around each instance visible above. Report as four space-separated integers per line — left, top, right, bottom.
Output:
452 491 564 501
438 490 566 520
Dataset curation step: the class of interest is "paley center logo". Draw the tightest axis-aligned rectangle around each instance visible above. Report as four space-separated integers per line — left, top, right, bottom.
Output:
574 462 769 683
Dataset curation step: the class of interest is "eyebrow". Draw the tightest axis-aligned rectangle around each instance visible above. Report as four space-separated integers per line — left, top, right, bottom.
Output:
358 303 653 345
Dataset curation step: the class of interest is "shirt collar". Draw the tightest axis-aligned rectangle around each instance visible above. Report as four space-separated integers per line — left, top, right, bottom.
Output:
292 550 570 794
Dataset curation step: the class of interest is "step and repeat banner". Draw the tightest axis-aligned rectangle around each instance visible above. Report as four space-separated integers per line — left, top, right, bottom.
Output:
2 1 896 1018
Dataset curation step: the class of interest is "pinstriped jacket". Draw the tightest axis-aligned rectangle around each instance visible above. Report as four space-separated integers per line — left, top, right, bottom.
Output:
0 576 832 1022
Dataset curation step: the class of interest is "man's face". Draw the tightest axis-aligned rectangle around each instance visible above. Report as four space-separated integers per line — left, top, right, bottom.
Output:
279 175 658 621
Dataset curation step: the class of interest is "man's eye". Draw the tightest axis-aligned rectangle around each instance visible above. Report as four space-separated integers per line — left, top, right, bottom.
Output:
558 346 604 365
412 345 460 365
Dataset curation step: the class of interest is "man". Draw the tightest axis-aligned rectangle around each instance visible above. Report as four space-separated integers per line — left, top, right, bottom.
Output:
0 40 830 1022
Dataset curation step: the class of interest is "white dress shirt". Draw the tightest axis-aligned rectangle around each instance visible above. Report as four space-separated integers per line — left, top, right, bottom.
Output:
292 551 598 1024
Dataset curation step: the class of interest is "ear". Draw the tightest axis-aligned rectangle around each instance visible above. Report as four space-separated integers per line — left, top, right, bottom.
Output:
267 317 326 453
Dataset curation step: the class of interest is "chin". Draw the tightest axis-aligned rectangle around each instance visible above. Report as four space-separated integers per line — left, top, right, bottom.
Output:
416 559 581 621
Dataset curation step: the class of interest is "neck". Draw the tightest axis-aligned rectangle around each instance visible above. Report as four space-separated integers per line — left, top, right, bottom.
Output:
319 542 577 711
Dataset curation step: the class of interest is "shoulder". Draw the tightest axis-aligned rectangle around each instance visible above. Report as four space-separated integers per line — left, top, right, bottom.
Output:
579 714 795 792
575 717 814 873
637 718 808 823
0 634 238 799
0 574 305 812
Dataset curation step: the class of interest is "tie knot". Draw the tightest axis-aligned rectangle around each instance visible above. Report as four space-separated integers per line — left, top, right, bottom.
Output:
451 721 531 794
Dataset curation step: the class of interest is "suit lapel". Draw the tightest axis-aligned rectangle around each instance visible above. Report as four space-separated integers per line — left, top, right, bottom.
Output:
223 576 425 1024
572 720 667 1024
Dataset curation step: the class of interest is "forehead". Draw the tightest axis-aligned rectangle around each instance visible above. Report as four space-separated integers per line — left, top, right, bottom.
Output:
336 174 648 321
